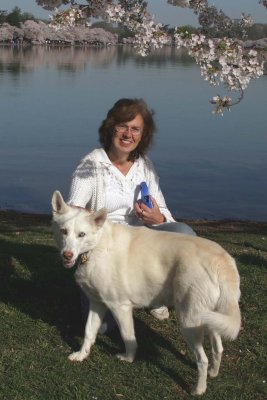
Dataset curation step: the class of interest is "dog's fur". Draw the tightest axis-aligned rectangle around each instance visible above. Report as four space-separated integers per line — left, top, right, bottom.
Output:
52 190 241 395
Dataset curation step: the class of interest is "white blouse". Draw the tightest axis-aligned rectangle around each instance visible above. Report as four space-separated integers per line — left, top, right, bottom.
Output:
68 148 175 225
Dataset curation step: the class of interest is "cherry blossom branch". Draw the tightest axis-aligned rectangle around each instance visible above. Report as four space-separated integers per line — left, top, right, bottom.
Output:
36 0 267 114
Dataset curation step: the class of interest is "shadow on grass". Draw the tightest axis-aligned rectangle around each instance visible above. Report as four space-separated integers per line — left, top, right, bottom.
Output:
0 237 83 350
236 253 267 270
94 316 193 393
0 235 194 393
135 317 194 392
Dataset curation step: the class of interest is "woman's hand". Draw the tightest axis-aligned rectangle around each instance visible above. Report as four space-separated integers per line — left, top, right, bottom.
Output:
134 197 166 225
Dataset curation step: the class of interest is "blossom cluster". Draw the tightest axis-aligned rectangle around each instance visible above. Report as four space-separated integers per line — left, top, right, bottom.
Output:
174 32 264 113
210 95 232 116
37 0 266 114
167 0 253 39
106 2 169 56
49 6 84 30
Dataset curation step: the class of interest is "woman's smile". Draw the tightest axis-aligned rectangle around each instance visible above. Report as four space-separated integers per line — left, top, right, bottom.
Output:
120 136 134 146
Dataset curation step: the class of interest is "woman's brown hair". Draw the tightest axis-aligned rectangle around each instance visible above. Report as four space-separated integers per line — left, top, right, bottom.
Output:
98 98 156 161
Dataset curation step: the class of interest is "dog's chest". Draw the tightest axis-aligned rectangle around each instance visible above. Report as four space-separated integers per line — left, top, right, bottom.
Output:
74 261 107 300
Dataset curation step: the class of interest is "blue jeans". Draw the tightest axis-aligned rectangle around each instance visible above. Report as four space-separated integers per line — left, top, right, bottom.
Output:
150 221 196 235
80 220 196 330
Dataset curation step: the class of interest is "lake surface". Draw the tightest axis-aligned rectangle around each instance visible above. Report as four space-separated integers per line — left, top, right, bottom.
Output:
0 45 267 221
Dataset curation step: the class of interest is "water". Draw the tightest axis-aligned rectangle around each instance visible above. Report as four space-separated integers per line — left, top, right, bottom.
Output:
0 45 266 221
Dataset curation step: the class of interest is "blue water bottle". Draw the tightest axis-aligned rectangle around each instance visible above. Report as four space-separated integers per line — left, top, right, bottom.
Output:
140 182 153 208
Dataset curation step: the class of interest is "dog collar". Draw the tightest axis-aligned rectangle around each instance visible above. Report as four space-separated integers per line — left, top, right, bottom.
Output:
76 252 89 267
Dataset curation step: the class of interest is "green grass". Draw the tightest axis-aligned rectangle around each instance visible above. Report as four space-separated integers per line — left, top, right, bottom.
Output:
0 212 266 400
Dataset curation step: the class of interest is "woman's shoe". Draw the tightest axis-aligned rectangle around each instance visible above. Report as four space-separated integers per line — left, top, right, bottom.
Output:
150 306 169 320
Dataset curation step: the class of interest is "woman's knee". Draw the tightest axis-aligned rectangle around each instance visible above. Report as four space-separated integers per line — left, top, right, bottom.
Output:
152 222 196 236
173 222 196 236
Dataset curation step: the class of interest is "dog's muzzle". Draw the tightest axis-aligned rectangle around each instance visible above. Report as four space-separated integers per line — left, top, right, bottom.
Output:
62 251 89 268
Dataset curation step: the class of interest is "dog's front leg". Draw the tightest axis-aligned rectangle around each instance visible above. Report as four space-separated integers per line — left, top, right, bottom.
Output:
110 305 137 363
68 301 107 362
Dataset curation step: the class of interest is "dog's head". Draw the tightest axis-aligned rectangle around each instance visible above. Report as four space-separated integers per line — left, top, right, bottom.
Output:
51 191 107 268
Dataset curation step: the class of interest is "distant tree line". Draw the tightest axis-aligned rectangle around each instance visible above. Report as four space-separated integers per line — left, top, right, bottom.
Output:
0 7 37 27
0 8 136 46
0 7 133 41
1 6 266 41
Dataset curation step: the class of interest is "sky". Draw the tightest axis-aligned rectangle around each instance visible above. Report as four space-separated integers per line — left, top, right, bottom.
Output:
1 0 266 25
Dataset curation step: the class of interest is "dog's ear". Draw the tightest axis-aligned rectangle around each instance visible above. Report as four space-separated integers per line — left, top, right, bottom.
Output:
90 208 107 228
51 191 69 214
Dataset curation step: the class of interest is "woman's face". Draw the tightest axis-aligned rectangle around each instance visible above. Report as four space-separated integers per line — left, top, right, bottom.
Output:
110 113 144 158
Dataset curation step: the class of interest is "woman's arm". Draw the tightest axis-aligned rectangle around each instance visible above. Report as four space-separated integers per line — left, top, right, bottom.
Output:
67 157 95 208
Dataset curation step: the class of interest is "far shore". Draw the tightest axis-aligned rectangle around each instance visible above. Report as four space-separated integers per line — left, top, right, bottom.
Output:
1 209 266 235
1 39 267 50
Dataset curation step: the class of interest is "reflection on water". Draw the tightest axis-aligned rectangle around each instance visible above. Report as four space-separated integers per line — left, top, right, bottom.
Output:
0 46 266 221
0 45 193 74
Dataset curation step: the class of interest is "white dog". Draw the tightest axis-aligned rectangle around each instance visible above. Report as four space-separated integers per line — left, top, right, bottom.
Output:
52 190 241 396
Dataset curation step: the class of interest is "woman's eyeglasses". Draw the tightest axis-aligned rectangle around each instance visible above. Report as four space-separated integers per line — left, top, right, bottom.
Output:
115 124 143 136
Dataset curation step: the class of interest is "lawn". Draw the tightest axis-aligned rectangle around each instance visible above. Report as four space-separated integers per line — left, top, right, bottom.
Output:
0 211 266 400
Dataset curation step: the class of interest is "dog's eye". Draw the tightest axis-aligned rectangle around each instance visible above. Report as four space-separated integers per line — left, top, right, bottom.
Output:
60 228 68 235
78 232 86 238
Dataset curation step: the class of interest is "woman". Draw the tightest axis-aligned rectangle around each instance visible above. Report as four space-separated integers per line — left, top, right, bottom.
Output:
68 98 195 332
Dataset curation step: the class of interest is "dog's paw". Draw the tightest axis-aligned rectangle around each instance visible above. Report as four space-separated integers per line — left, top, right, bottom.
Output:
116 353 134 363
68 351 88 362
208 367 219 378
190 385 207 396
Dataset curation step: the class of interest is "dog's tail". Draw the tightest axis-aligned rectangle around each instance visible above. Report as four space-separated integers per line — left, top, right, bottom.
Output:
200 303 241 340
201 255 241 340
